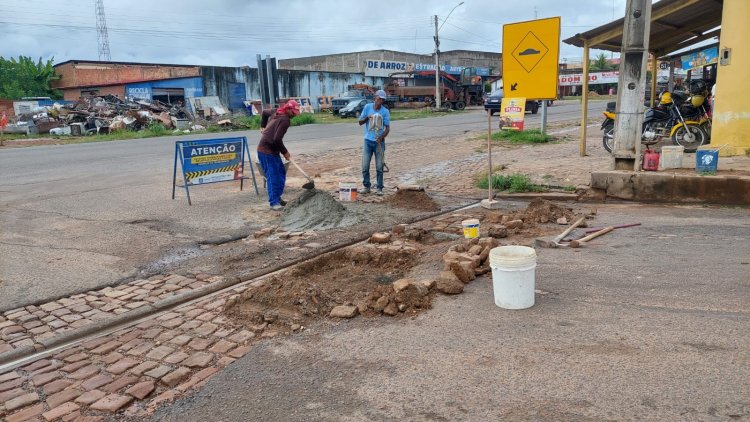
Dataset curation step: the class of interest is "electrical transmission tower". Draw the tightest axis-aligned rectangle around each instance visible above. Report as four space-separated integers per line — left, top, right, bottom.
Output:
95 0 112 61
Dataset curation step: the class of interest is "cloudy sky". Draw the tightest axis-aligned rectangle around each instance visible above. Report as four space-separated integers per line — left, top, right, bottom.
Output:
1 0 628 66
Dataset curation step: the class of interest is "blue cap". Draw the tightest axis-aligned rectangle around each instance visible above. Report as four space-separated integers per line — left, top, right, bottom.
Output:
375 90 387 99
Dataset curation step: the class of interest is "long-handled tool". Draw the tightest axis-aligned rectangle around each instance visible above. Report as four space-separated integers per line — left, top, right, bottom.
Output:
289 159 315 190
569 226 614 248
534 216 586 249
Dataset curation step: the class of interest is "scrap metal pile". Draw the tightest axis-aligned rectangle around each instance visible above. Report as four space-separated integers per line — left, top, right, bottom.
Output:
7 95 234 136
45 95 195 136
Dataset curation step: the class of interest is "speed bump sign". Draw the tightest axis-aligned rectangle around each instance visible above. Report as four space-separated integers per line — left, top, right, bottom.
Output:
502 17 561 100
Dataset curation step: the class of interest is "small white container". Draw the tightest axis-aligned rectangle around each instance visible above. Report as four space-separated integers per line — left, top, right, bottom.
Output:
660 146 684 169
489 246 537 309
338 182 358 201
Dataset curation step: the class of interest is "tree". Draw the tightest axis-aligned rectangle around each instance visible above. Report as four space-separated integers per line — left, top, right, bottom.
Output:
0 56 62 99
590 53 612 71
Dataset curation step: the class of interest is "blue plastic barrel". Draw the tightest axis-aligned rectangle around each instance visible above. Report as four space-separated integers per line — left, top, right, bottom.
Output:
695 149 719 173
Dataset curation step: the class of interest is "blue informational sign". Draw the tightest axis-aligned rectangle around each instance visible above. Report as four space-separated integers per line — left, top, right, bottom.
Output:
172 137 259 205
681 47 719 71
413 63 490 76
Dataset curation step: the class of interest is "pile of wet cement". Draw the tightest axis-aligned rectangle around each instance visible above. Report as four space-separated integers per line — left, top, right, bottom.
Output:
281 189 347 231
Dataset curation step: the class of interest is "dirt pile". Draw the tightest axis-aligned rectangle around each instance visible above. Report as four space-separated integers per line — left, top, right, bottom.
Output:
387 189 441 212
224 245 425 331
281 189 347 231
514 198 578 224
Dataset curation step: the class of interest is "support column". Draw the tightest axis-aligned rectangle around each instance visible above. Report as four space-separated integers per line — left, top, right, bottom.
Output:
711 0 750 156
579 39 590 157
612 0 651 171
650 53 657 108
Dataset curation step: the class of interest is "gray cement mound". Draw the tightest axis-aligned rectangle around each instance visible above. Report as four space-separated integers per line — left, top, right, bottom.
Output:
281 189 348 231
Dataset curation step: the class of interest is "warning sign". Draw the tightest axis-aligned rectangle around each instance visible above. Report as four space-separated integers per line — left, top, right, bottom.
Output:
502 17 561 100
191 153 237 165
172 137 260 205
511 32 550 73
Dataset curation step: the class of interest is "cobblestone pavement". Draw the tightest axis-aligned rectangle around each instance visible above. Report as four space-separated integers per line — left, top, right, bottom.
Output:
0 211 495 421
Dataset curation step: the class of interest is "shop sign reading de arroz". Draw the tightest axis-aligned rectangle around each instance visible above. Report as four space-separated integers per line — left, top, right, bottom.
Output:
172 137 259 205
500 97 527 131
502 17 561 100
364 60 416 77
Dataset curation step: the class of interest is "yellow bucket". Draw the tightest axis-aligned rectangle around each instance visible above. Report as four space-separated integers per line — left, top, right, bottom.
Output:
462 219 480 239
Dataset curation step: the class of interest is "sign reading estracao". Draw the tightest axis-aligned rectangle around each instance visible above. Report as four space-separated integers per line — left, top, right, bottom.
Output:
502 17 561 100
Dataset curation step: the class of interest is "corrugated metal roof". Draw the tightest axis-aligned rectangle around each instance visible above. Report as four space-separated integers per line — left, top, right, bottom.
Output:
563 0 722 56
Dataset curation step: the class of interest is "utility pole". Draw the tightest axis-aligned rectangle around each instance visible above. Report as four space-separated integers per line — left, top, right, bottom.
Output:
434 15 441 110
612 0 651 171
95 0 111 61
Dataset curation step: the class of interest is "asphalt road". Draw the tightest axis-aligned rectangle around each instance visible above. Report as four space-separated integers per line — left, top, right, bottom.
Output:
0 101 606 310
153 204 750 421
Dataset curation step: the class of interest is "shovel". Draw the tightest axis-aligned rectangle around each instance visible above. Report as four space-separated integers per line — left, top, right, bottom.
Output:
289 159 315 190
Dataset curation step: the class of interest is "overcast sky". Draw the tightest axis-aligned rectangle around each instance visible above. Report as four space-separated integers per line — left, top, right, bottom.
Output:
1 0 629 67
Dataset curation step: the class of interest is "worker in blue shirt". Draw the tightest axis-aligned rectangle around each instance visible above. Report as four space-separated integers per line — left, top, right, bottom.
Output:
358 90 390 195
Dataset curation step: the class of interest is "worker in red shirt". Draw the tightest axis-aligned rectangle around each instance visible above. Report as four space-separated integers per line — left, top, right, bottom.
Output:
256 100 300 210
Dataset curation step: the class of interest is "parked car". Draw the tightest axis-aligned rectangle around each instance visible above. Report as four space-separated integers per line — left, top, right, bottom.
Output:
484 89 540 115
338 98 373 118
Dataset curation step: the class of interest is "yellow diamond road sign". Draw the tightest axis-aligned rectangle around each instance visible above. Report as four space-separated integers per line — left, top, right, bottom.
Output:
502 17 561 100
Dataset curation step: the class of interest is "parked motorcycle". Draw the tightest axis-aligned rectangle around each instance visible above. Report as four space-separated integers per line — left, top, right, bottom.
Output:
601 90 708 153
679 80 712 140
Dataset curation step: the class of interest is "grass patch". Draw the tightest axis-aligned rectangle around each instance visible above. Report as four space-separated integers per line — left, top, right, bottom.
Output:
4 107 443 147
291 113 316 126
474 172 547 193
563 185 576 192
311 107 461 124
492 129 552 144
233 115 261 129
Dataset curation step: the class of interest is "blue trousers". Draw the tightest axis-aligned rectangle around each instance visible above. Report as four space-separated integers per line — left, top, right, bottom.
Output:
257 151 286 206
361 140 385 190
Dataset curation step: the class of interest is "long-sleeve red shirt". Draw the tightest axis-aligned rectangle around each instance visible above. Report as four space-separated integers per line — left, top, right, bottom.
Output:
257 113 290 155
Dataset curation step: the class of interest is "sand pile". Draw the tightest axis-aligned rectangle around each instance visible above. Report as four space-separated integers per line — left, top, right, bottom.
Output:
515 198 578 224
281 189 347 231
387 189 440 212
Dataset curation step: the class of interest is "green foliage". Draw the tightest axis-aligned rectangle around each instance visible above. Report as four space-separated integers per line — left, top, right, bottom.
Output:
474 172 547 193
0 56 62 99
563 185 576 192
290 114 316 126
590 53 612 71
233 115 261 129
491 129 552 144
145 123 167 136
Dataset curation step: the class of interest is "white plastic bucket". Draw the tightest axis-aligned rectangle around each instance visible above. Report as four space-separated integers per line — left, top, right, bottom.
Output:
339 182 358 201
660 146 684 169
462 219 480 239
489 245 537 309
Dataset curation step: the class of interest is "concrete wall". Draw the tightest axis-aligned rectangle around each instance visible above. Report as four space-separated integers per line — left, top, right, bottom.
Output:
125 77 204 101
62 85 125 101
279 49 502 74
201 66 258 108
711 0 750 157
201 67 389 111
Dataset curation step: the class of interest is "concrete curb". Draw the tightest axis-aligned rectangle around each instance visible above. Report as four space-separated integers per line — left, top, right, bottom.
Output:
0 202 477 368
591 171 750 205
494 192 580 201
